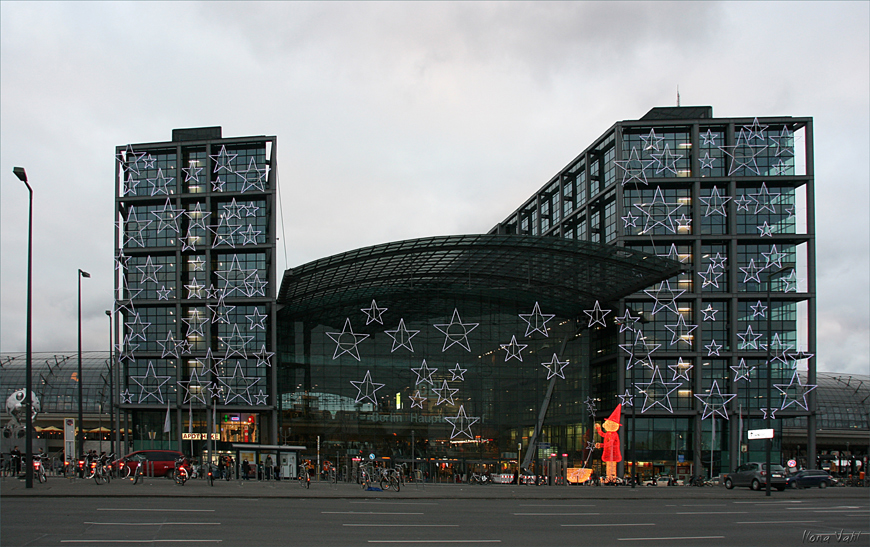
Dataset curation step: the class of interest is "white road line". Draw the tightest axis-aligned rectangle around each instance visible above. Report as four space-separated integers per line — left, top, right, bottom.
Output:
562 523 654 527
83 522 219 526
343 524 459 527
350 502 439 505
680 504 726 507
617 536 725 541
368 541 501 544
737 520 819 524
518 504 595 507
323 511 424 515
787 506 862 510
513 512 600 516
734 500 803 504
62 541 222 544
676 511 747 515
97 509 216 512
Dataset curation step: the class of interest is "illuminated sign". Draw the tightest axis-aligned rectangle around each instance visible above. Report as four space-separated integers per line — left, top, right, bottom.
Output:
181 433 220 440
748 428 774 440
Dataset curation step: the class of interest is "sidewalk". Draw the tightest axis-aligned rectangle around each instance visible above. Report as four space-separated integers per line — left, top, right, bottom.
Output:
2 474 866 500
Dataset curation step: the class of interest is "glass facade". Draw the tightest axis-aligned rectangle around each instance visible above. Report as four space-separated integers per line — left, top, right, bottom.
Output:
491 107 818 478
114 129 277 455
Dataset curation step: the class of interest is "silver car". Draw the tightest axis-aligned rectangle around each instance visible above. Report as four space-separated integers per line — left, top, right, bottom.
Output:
723 462 787 491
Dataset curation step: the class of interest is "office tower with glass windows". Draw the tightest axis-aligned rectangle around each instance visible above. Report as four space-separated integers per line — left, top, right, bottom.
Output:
114 127 277 453
491 106 816 477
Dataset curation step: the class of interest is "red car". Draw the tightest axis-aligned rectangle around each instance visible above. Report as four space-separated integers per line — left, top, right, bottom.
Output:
117 450 187 478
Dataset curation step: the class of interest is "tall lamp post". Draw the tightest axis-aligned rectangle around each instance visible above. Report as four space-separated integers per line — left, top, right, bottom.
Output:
13 167 34 489
78 269 91 461
764 265 791 497
105 310 114 459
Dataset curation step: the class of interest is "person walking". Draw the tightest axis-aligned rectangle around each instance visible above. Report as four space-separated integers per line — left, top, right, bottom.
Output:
265 455 273 480
10 446 21 475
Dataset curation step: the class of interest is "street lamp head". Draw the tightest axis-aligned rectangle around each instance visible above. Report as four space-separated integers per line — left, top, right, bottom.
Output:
13 167 27 183
105 310 111 316
79 269 91 278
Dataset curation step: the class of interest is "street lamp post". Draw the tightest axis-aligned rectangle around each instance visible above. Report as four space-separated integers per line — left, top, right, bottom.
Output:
13 167 34 489
765 265 790 497
105 310 114 459
78 269 91 462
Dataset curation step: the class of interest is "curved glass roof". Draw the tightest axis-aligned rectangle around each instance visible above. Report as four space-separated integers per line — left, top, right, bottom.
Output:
279 234 683 320
784 371 870 431
1 352 112 414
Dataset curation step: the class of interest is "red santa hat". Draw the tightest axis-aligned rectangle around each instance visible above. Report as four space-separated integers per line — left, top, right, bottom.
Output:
605 404 622 426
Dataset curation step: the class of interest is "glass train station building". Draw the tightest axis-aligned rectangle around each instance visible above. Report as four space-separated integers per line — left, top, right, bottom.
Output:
4 106 860 481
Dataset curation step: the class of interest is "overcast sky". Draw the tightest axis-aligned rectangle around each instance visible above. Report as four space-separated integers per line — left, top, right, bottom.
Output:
1 1 868 377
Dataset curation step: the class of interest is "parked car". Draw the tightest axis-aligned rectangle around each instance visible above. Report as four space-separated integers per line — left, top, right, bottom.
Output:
723 462 787 491
117 450 186 477
786 469 837 489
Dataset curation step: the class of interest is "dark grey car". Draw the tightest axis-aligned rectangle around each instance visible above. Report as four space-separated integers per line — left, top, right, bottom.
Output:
723 462 787 491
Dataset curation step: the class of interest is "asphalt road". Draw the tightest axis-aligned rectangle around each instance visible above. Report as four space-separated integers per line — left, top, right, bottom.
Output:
2 484 867 547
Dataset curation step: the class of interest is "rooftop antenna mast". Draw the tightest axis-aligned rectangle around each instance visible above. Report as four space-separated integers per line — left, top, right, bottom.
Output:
676 85 681 107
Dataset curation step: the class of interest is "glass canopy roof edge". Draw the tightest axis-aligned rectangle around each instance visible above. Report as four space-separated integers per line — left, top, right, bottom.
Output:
278 234 682 316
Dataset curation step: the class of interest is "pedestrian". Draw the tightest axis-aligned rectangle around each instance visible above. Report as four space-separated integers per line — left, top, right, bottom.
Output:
242 459 249 480
10 446 21 475
218 456 225 479
265 455 273 480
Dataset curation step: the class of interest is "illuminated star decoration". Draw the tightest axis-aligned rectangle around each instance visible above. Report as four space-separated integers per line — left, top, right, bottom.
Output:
699 186 731 217
769 126 794 156
411 360 438 386
157 331 181 358
781 270 800 293
500 335 528 362
157 286 172 300
433 309 479 352
215 255 256 297
635 365 681 413
675 213 692 231
719 129 766 175
220 323 254 360
764 333 794 367
178 369 210 405
210 145 238 174
252 345 275 368
698 263 723 289
189 256 206 272
757 222 774 237
618 389 634 407
131 362 171 404
148 168 175 196
433 380 459 406
615 309 639 333
245 308 268 330
253 390 268 406
207 295 236 325
583 300 611 328
694 380 736 420
774 371 818 411
182 160 203 183
730 358 755 383
709 252 728 270
664 315 697 347
700 304 719 322
749 182 780 215
786 350 814 370
701 129 718 145
634 186 684 234
449 364 467 382
733 194 753 212
239 157 267 193
644 279 686 316
737 325 764 350
744 117 768 142
619 328 660 370
238 224 261 245
137 255 163 284
584 396 597 415
622 210 640 229
762 245 788 271
649 144 683 175
325 318 370 361
361 300 388 325
182 310 207 338
518 302 555 337
640 128 664 151
704 339 723 357
699 152 716 170
185 279 205 300
211 175 226 192
122 173 140 196
117 144 146 175
541 354 569 380
350 370 383 406
444 405 479 440
658 243 689 264
384 318 420 353
125 312 151 343
615 147 653 186
668 357 693 382
740 259 763 284
218 363 260 405
760 407 778 420
115 335 138 364
409 391 426 409
750 300 767 318
120 389 134 404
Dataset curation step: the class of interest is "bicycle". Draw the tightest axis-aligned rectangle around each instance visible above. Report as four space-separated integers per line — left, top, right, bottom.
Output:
379 467 401 492
206 463 216 486
327 465 337 484
32 455 47 484
359 464 373 490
